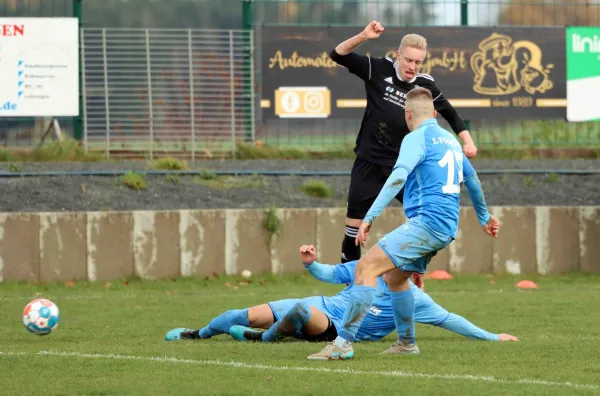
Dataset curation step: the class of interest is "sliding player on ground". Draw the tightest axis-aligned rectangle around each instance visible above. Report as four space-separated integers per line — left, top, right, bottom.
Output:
166 247 517 344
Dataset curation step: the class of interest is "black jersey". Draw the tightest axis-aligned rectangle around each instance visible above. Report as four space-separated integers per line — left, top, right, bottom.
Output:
330 49 467 166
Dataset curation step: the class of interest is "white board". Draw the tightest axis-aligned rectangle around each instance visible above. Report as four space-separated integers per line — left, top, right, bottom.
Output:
0 18 79 117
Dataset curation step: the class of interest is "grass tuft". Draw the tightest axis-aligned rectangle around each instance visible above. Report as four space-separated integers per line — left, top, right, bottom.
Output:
265 205 281 239
300 179 333 198
150 157 188 171
120 171 147 190
30 138 105 162
0 148 14 162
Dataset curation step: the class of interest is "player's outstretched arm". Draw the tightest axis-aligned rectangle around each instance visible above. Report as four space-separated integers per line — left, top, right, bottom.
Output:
356 132 425 246
300 245 349 284
334 20 383 56
330 21 384 81
462 157 498 238
438 313 519 342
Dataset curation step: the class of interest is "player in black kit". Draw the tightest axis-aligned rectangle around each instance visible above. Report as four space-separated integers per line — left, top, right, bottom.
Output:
330 21 478 268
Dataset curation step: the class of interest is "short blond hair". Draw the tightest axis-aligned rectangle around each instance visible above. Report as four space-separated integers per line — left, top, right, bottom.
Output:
399 34 427 53
405 87 434 119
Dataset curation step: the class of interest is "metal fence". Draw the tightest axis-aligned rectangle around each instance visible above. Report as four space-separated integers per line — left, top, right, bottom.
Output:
2 0 600 155
245 0 600 27
81 28 254 159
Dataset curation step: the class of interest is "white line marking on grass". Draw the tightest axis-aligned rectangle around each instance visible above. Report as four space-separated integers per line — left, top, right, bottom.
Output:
0 350 597 391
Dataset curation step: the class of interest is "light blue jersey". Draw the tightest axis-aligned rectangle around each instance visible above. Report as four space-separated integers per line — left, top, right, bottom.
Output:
364 118 488 239
268 261 499 342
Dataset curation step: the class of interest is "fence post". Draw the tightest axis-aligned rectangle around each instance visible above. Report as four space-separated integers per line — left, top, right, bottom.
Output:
230 30 237 158
460 0 471 138
460 0 469 26
73 0 84 142
188 29 196 162
145 29 154 161
249 31 256 143
102 28 110 158
242 0 253 143
80 28 88 153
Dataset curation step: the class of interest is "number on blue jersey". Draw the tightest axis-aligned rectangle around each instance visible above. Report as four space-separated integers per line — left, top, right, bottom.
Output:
437 149 464 194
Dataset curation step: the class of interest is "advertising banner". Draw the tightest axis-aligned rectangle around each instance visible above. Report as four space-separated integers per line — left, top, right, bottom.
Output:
261 27 566 120
566 26 600 122
0 18 79 117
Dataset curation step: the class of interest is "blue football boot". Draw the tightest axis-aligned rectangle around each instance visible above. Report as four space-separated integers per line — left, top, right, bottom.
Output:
165 328 200 341
229 325 263 342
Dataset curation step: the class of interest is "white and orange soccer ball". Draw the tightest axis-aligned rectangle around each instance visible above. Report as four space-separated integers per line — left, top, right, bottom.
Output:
22 299 60 335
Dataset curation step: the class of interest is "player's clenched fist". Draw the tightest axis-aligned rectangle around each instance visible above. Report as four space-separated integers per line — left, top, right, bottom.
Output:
482 215 499 238
463 143 478 158
361 20 384 40
299 245 317 265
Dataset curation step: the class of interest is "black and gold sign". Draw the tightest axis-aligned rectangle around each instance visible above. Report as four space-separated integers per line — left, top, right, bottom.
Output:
261 27 566 120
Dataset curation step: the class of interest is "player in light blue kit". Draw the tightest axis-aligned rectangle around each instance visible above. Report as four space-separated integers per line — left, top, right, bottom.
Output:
165 245 518 344
308 87 500 360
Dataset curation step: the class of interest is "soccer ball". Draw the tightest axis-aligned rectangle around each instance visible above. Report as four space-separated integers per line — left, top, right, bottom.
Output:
23 299 60 335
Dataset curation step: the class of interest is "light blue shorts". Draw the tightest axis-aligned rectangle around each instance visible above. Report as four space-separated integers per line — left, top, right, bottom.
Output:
267 297 327 322
267 297 331 338
377 217 453 274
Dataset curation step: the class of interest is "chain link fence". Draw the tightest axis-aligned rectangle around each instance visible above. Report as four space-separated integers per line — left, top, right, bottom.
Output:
81 28 254 159
1 0 599 155
247 0 600 27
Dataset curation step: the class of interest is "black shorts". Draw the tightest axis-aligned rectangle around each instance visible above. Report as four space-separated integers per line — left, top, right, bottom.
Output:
346 157 404 219
303 316 338 342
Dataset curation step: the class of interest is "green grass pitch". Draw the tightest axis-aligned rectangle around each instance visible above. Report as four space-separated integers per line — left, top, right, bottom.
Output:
1 273 599 395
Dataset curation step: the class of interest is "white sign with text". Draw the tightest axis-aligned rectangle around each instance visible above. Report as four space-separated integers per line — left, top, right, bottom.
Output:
0 18 79 117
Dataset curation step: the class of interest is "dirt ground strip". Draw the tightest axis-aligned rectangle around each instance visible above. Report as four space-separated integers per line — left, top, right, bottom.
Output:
0 159 599 212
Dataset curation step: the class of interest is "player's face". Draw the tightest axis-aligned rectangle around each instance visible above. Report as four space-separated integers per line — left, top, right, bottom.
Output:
396 46 426 81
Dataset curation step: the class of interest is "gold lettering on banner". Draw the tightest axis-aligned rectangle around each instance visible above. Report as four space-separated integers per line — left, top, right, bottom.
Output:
492 100 511 107
470 33 554 96
385 50 468 74
512 96 534 107
268 50 338 70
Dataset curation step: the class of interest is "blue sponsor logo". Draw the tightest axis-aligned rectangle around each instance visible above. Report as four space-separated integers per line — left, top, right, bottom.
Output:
0 101 18 111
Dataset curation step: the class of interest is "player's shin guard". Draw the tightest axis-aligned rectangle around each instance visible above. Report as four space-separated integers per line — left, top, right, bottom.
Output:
262 301 311 342
198 309 249 339
341 226 361 263
337 285 376 345
391 289 416 344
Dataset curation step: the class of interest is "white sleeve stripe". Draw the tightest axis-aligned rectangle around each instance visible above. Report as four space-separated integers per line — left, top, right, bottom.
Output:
433 92 443 101
368 56 372 81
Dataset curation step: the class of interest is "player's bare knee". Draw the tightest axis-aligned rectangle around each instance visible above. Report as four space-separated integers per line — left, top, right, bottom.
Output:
246 308 260 327
385 268 412 291
247 304 273 328
355 246 397 284
354 259 380 286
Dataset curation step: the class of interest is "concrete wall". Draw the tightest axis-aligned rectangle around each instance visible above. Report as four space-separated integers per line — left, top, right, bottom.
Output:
0 207 598 282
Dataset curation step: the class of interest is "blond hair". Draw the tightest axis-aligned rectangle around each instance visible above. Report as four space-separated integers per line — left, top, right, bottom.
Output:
405 87 434 119
399 34 427 53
